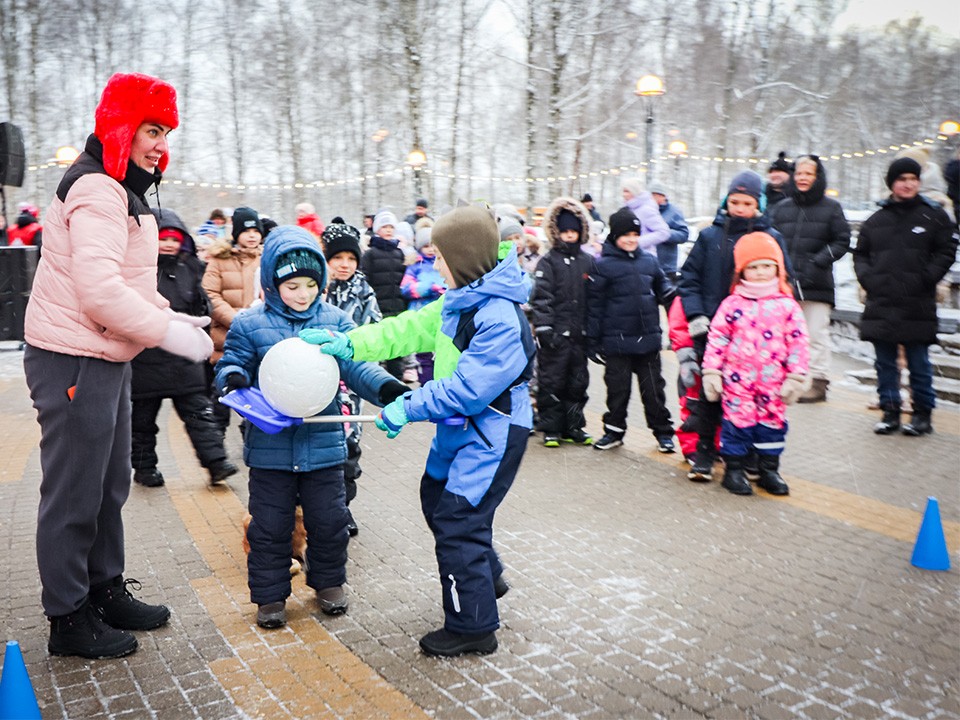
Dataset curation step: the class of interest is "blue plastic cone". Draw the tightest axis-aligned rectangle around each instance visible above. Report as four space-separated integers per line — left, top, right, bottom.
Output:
0 641 41 720
911 497 951 571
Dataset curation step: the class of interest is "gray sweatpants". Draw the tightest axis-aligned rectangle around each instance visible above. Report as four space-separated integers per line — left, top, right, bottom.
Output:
24 345 132 617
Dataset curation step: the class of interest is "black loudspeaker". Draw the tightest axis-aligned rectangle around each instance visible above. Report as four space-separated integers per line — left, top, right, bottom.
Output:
0 122 26 187
0 246 38 341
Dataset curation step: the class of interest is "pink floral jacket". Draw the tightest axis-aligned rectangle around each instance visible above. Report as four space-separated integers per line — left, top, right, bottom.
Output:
702 289 809 429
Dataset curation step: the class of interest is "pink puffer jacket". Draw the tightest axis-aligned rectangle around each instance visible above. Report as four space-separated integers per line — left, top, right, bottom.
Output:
24 173 169 362
702 289 809 429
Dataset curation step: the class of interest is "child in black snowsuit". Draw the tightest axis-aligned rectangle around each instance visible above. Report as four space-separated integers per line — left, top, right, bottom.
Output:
529 197 597 446
130 208 238 487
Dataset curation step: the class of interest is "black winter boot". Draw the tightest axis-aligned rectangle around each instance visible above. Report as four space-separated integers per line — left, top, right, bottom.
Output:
902 408 933 436
419 628 498 657
89 576 170 631
757 455 789 495
721 455 752 495
133 468 164 487
743 450 760 480
208 459 239 485
48 602 138 659
688 437 716 482
874 404 901 435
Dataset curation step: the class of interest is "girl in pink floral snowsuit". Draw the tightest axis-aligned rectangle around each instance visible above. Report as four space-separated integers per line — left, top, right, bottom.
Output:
701 232 809 497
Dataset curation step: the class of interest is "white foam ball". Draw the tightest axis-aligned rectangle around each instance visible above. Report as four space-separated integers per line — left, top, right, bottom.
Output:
259 337 341 417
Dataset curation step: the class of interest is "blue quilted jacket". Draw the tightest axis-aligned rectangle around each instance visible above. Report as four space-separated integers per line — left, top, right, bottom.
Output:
215 225 395 472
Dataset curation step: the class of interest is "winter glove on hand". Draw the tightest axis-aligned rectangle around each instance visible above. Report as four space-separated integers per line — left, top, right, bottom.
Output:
159 319 214 363
378 379 409 406
536 329 557 351
375 397 409 439
415 280 432 297
298 329 354 359
165 308 211 328
702 372 723 402
587 345 606 365
222 373 249 395
780 374 807 405
676 346 701 392
687 315 711 338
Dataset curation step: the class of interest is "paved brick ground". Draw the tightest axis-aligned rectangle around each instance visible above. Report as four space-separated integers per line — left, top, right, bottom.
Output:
1 347 957 719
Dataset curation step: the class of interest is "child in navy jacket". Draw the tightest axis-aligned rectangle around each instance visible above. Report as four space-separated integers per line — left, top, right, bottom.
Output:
215 226 406 629
587 207 675 452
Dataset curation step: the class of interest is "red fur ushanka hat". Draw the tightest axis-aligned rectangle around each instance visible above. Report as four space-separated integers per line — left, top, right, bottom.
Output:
94 72 179 182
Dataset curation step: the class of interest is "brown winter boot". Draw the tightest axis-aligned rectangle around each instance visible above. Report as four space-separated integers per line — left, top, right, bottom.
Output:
797 378 828 403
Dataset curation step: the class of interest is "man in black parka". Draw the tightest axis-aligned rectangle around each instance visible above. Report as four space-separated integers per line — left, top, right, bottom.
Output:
854 157 958 436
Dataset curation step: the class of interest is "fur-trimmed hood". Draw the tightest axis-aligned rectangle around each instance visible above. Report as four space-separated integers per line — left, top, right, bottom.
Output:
206 235 261 261
542 197 592 248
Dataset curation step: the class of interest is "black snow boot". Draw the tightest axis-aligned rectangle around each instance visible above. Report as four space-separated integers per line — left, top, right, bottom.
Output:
757 455 789 496
48 601 138 659
743 450 760 480
419 628 498 657
89 576 170 631
721 455 752 495
874 404 901 435
902 408 933 436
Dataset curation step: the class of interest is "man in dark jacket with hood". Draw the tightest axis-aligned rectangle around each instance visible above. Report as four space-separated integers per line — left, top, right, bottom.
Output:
770 154 850 403
854 157 958 436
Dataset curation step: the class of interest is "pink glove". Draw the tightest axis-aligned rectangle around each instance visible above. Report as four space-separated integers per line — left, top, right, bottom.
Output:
780 374 807 405
165 308 211 328
702 372 723 402
159 319 214 363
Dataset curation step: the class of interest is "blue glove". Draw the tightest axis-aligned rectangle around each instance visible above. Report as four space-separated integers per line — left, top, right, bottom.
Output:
298 329 354 359
416 280 432 297
375 397 409 439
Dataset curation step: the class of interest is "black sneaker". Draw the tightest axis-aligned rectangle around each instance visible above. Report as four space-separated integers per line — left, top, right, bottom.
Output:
419 628 498 657
656 436 676 454
562 429 593 445
594 433 624 451
89 576 170 631
133 469 164 487
48 602 138 659
543 435 561 448
257 601 286 629
687 455 714 482
316 586 349 616
493 575 510 599
208 459 239 485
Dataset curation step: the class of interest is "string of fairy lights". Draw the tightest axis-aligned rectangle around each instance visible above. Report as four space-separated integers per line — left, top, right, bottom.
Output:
26 135 954 192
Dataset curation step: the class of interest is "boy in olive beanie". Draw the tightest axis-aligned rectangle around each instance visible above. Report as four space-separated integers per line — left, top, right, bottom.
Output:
299 203 536 658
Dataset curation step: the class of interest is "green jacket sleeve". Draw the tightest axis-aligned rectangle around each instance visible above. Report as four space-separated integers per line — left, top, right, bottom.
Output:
348 296 443 361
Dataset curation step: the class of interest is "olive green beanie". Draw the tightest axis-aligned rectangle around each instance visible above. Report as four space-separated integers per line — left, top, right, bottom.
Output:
431 205 499 288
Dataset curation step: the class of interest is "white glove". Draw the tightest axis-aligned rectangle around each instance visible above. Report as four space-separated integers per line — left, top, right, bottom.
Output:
159 319 214 363
702 372 723 402
165 308 211 328
688 315 711 338
781 375 807 405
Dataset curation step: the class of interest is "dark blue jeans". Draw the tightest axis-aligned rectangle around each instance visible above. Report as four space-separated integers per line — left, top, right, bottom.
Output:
873 341 935 410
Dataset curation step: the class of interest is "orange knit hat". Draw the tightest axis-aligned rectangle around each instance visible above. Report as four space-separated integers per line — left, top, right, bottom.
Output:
732 232 792 296
94 72 179 182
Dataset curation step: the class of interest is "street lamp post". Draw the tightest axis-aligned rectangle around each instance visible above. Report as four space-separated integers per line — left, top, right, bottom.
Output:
407 148 426 198
371 129 389 204
667 139 687 208
635 74 665 181
939 120 959 165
